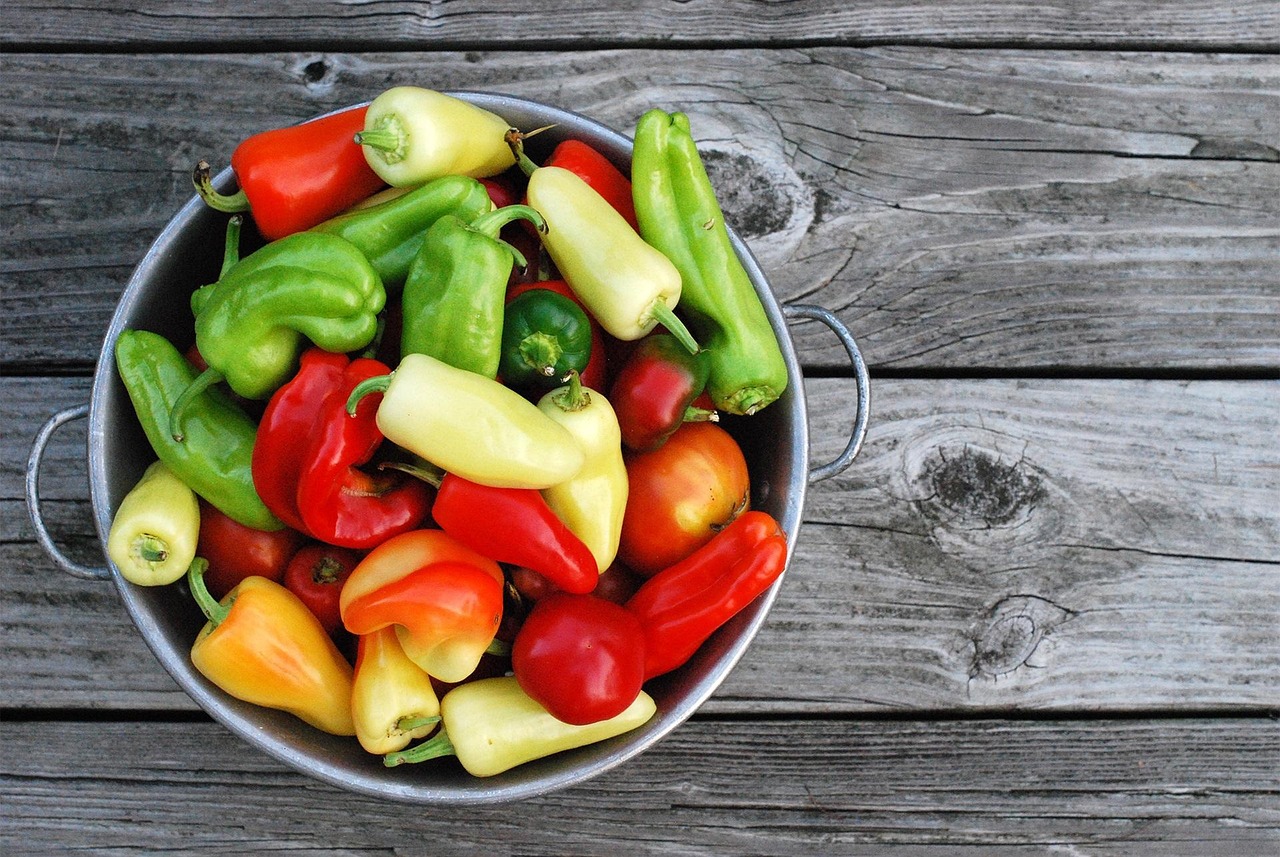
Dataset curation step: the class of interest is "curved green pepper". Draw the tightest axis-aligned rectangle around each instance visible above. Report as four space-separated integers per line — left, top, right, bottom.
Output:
310 175 494 291
174 231 386 438
632 109 789 415
498 288 594 394
400 204 545 378
115 330 282 531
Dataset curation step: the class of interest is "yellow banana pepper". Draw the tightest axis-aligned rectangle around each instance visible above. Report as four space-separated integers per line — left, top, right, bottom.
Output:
107 460 200 586
352 627 441 755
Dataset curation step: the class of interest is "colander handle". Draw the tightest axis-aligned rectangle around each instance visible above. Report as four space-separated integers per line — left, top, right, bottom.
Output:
782 304 871 483
26 404 111 581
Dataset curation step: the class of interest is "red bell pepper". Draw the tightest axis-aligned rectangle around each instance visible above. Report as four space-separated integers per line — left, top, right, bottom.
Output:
283 543 362 636
507 279 609 391
610 333 717 452
253 347 432 549
626 510 788 680
431 472 600 595
194 105 385 241
339 529 506 683
545 139 638 231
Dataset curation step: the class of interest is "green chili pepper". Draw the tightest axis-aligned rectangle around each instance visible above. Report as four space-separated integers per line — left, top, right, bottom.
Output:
310 174 495 291
632 109 789 415
400 204 545 378
115 330 282 531
498 288 594 393
173 231 386 438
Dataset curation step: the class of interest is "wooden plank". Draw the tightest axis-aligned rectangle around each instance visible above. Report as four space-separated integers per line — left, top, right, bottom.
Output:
2 717 1277 853
6 375 1277 713
2 49 1278 372
2 0 1278 50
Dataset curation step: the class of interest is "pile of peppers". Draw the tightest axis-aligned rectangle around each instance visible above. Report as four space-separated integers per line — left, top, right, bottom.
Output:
107 87 793 779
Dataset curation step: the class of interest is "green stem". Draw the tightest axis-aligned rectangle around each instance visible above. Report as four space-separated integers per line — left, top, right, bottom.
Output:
551 369 591 412
193 160 249 214
505 128 541 177
384 727 457 767
684 405 719 424
377 459 444 488
647 301 700 354
345 374 392 416
186 558 230 627
353 126 401 153
518 332 563 377
132 534 169 565
219 215 243 279
472 203 546 238
169 366 225 442
396 714 441 733
485 637 512 658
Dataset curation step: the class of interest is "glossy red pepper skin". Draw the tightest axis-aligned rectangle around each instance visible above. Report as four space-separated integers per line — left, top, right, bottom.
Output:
626 510 788 680
610 333 714 451
283 543 362 636
507 279 609 391
227 106 386 241
545 139 638 231
432 473 600 595
253 347 432 548
196 499 305 600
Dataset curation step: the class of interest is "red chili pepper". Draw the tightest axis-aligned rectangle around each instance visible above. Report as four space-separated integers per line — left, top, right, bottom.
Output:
431 473 599 595
195 106 386 241
545 139 638 231
610 333 717 451
507 279 609 390
195 499 305 600
625 510 788 680
283 543 362 636
253 347 432 548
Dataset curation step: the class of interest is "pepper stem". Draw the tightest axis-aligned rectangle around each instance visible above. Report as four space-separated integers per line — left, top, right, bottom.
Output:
472 203 546 238
518 331 563 377
131 534 170 565
505 128 542 177
353 126 401 154
647 301 700 354
169 366 225 442
186 558 230 627
345 374 392 416
193 160 249 214
219 215 243 279
396 714 441 733
384 727 456 767
551 370 591 412
378 459 445 488
684 405 719 424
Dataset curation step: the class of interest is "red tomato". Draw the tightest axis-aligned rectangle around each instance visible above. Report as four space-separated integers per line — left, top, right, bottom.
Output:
511 593 645 725
617 421 750 577
283 543 361 636
196 500 305 599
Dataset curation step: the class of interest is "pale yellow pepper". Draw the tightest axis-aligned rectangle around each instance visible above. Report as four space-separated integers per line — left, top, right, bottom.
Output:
107 460 200 586
352 627 441 756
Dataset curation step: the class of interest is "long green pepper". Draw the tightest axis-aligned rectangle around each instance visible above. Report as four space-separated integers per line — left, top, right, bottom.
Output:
310 175 495 291
115 329 282 531
400 204 545 378
631 109 789 416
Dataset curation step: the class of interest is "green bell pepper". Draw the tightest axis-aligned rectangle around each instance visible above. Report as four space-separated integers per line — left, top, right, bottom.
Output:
498 288 594 394
400 204 545 378
115 330 282 531
310 175 495 291
173 231 386 439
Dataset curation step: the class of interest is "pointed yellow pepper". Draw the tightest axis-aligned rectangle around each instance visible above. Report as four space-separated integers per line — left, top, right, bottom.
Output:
352 627 441 755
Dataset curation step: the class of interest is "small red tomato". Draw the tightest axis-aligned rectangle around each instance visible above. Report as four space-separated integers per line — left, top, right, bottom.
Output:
617 421 750 577
512 593 646 725
196 500 305 599
283 543 361 636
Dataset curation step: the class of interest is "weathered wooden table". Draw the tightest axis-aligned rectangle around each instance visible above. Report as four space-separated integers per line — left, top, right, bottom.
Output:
4 3 1278 853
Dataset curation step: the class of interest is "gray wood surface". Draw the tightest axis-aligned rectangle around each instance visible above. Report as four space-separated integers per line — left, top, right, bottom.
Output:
3 4 1278 853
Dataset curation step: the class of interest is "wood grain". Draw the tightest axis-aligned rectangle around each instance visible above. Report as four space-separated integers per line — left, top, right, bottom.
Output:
2 0 1278 50
9 375 1277 713
2 717 1277 854
2 49 1277 371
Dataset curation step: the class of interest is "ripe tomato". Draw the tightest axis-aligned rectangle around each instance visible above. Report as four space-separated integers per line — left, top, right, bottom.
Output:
511 593 645 725
283 543 362 636
196 500 305 599
617 421 751 577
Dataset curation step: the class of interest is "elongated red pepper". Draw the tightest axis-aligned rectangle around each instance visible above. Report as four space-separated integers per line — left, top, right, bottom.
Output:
253 347 432 548
432 473 599 595
195 106 385 241
545 139 638 231
625 510 788 680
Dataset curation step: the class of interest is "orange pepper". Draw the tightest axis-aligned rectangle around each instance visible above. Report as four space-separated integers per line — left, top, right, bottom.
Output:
186 559 355 735
339 530 505 683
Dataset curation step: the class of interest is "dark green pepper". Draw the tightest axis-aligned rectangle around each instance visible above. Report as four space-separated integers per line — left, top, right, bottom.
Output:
115 329 282 531
400 204 545 377
631 109 788 416
173 231 386 439
310 175 495 291
498 288 594 393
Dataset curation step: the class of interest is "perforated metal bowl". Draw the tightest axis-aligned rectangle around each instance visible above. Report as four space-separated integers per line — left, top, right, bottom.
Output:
27 93 869 803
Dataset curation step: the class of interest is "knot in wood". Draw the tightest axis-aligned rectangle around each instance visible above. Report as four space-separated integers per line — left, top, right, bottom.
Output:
701 150 796 239
969 594 1076 680
926 446 1044 528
